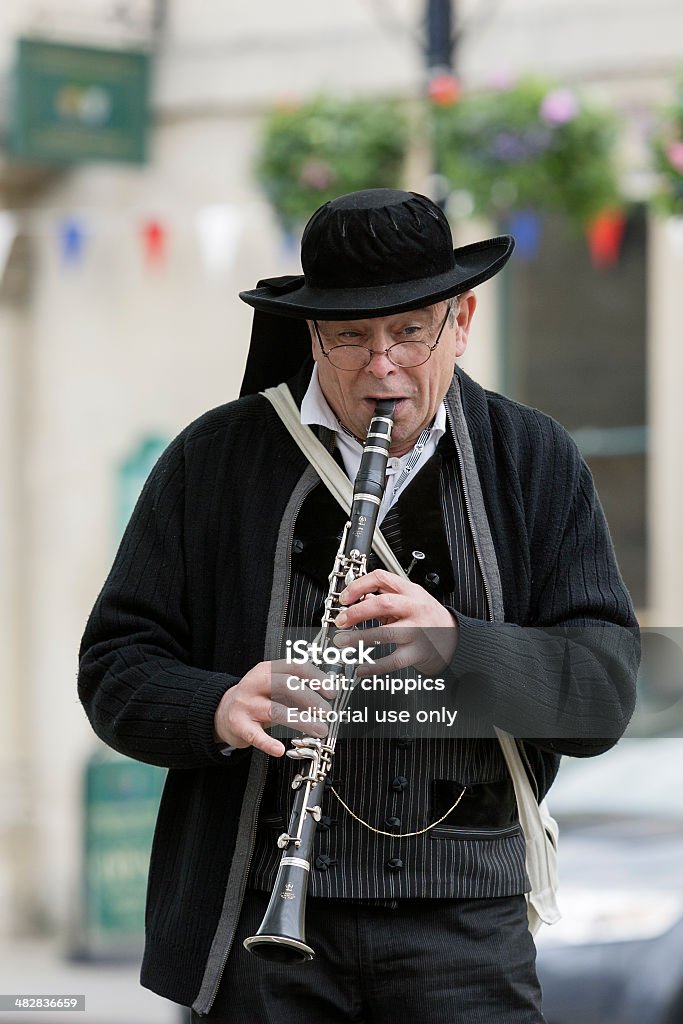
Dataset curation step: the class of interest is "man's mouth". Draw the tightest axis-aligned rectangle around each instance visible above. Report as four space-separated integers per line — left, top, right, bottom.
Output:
364 396 408 408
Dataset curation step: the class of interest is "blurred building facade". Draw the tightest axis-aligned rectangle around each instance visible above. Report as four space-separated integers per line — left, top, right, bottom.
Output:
1 0 682 941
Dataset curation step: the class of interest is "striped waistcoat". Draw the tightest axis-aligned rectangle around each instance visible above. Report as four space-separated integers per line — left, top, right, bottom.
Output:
248 424 528 900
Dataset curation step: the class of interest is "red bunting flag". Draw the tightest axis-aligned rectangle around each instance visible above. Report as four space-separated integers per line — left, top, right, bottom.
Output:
141 219 167 267
586 209 626 269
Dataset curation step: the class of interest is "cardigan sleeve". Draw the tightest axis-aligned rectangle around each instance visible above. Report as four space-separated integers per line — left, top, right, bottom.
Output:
78 433 242 769
449 437 639 758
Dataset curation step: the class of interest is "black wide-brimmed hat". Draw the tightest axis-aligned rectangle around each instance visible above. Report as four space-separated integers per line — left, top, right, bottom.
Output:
240 189 514 320
238 188 514 396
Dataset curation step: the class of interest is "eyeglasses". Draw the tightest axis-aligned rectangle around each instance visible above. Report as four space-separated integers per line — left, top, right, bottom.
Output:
313 304 454 371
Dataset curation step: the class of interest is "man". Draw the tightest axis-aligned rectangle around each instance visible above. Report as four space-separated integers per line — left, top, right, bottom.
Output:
79 189 638 1023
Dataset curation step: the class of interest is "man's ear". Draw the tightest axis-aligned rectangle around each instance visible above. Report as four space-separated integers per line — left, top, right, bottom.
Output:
455 291 477 358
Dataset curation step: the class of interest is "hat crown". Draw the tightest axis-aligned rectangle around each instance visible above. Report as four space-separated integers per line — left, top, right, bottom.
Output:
301 189 455 292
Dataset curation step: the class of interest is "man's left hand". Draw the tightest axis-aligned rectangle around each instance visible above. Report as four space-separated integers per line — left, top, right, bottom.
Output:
333 569 459 676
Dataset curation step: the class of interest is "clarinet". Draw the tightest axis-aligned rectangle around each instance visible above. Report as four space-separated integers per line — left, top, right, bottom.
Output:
243 399 395 964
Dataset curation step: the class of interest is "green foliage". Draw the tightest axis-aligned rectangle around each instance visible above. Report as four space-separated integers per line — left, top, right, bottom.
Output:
650 77 683 216
257 96 409 228
432 79 621 227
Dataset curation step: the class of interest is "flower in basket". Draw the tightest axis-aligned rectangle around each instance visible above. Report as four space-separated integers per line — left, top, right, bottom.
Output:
432 77 622 229
256 95 409 229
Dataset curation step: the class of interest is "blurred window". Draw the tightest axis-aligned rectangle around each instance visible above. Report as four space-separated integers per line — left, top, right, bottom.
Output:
501 208 647 608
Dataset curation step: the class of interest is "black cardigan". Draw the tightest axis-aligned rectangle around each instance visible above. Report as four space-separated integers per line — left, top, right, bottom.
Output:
78 366 638 1005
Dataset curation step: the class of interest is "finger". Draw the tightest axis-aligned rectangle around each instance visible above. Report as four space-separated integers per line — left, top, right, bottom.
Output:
286 662 346 689
339 569 408 605
272 655 349 694
335 594 412 629
270 672 338 711
268 700 329 739
364 643 424 675
333 625 416 648
228 712 287 757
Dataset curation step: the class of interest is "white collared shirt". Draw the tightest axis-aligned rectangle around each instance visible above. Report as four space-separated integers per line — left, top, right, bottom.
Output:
300 365 447 522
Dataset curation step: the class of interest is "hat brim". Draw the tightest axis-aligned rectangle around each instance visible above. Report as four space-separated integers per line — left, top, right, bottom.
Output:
239 235 514 320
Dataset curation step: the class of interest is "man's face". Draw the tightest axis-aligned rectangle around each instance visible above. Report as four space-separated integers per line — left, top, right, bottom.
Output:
310 293 476 457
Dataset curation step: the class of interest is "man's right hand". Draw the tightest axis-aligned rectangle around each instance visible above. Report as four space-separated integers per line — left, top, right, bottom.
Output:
213 659 334 757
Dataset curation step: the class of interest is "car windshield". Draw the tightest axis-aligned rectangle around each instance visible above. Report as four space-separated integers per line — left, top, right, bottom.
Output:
548 739 683 819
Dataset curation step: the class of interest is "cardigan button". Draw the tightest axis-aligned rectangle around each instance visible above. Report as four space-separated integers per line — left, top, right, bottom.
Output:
385 857 404 872
391 775 409 792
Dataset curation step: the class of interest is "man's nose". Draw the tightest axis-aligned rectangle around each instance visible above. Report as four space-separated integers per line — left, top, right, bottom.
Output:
363 332 397 376
364 348 396 376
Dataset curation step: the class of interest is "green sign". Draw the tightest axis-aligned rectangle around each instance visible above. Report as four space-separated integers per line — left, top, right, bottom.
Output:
10 37 150 165
77 435 170 957
83 751 165 953
117 435 167 542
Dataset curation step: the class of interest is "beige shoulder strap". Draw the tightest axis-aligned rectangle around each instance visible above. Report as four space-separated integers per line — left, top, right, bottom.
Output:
261 383 403 575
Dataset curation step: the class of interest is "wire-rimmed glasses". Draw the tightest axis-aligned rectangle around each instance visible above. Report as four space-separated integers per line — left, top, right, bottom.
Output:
313 304 453 371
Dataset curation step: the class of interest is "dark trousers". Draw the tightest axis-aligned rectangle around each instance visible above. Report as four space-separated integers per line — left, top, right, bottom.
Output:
191 888 546 1024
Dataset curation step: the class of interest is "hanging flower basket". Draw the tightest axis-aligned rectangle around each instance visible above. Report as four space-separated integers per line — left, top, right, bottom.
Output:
256 95 409 229
649 76 683 215
432 78 622 229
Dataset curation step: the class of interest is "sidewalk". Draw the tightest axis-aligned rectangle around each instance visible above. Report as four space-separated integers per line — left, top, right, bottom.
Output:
0 938 186 1024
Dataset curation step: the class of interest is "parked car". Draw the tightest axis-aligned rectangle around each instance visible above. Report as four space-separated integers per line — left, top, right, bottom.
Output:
536 738 683 1023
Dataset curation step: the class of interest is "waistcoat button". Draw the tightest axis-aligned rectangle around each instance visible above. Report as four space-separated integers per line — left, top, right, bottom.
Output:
425 572 440 589
391 776 409 792
314 854 337 871
386 857 404 872
317 815 337 832
385 816 402 828
292 538 305 555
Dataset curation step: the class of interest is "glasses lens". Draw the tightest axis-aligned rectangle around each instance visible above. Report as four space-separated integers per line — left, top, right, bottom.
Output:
327 346 372 370
388 342 431 367
324 340 433 369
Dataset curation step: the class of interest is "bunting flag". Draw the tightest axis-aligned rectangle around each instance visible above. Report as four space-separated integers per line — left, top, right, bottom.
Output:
194 205 245 278
0 211 18 282
2 206 249 275
59 216 87 265
141 219 167 267
506 209 542 262
279 228 300 258
586 209 626 269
